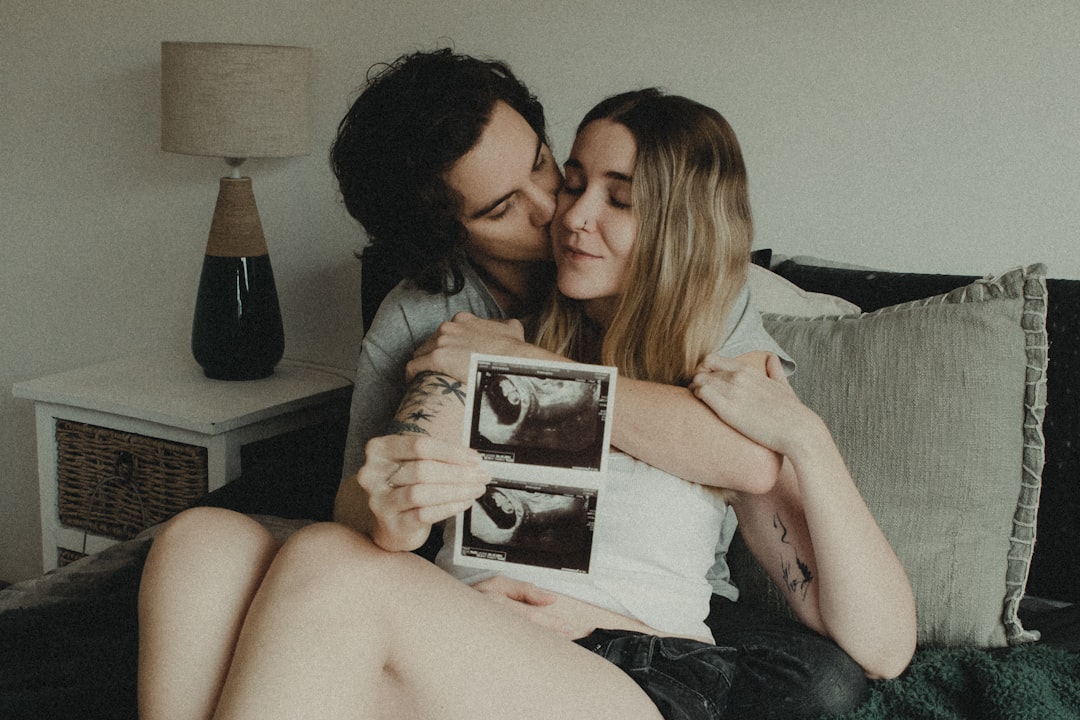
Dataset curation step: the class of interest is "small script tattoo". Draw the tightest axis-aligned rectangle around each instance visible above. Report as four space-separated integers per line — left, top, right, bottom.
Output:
390 371 466 436
775 514 813 601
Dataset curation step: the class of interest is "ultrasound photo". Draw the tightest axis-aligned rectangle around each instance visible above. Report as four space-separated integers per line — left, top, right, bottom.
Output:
460 481 598 573
467 357 613 471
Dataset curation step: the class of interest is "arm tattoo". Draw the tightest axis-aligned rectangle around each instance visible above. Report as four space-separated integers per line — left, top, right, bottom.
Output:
386 420 426 436
775 514 814 601
390 371 466 436
774 513 790 544
431 375 466 401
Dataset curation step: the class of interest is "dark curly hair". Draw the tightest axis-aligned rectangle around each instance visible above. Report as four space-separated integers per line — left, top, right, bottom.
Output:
330 49 548 295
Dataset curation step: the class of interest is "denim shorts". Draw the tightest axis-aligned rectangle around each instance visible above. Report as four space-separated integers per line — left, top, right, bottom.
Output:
576 598 870 720
575 628 738 720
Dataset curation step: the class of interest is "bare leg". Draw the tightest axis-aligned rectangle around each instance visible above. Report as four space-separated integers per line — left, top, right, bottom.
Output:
212 522 663 720
139 507 279 720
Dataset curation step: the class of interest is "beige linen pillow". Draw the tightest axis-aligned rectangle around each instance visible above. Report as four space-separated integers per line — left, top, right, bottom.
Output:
747 264 862 317
729 265 1048 648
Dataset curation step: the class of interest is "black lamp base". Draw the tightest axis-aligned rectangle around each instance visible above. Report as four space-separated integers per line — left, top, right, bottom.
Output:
191 253 284 381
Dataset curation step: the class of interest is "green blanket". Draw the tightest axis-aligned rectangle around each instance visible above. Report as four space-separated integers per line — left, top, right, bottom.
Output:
830 644 1080 720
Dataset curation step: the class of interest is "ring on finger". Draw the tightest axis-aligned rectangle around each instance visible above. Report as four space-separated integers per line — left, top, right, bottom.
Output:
385 463 403 489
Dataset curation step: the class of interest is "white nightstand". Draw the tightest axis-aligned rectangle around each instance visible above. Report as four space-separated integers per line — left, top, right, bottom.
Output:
13 353 353 570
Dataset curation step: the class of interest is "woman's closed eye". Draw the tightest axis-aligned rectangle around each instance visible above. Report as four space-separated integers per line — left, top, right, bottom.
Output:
561 183 632 210
561 182 584 197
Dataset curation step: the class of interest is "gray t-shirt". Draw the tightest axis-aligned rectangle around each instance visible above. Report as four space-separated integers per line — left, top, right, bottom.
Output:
341 262 504 479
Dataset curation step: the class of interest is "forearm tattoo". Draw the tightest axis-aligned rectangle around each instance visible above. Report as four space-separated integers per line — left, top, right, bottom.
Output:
387 371 466 436
775 514 814 601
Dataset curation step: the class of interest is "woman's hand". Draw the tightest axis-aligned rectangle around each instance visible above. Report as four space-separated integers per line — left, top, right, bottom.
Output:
406 312 546 382
473 576 661 640
358 434 489 552
471 576 578 637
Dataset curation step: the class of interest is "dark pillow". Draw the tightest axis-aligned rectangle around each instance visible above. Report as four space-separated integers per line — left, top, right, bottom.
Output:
770 259 979 312
360 243 401 333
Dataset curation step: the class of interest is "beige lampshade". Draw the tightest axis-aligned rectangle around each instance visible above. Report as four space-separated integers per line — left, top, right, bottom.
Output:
161 41 312 158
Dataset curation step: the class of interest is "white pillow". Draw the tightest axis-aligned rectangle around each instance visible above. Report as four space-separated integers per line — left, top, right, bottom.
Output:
747 264 861 317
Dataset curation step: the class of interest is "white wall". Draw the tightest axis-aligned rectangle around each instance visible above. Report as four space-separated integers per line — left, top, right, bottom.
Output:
3 0 1078 583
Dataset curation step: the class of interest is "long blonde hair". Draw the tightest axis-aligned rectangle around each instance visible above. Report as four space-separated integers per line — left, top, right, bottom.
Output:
534 89 752 385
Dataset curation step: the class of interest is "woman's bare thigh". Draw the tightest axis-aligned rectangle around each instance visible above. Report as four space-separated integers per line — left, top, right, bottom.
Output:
356 538 664 720
218 523 663 720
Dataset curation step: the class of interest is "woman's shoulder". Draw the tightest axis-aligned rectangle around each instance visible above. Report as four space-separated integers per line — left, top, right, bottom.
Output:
718 284 794 370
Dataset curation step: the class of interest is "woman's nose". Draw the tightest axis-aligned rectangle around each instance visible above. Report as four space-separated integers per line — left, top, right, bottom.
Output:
561 193 593 233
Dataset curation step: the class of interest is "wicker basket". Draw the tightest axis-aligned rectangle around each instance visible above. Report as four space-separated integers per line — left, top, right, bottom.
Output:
55 419 209 540
57 547 87 567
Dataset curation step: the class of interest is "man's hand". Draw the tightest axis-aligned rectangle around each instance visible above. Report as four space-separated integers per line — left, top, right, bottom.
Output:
406 312 538 382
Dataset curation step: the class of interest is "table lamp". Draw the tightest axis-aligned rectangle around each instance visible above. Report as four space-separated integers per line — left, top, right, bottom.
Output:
161 41 312 380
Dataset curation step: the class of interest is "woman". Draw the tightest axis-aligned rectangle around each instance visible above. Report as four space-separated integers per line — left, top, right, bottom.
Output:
141 89 913 720
409 88 915 674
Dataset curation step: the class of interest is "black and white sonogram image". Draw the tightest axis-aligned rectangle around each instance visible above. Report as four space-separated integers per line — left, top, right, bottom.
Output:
468 358 612 470
461 480 597 573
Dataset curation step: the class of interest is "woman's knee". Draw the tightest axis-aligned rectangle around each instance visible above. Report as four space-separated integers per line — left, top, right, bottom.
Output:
272 523 383 585
266 523 418 608
148 507 276 570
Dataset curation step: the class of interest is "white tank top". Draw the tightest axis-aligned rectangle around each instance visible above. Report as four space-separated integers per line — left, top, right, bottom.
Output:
436 451 734 640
